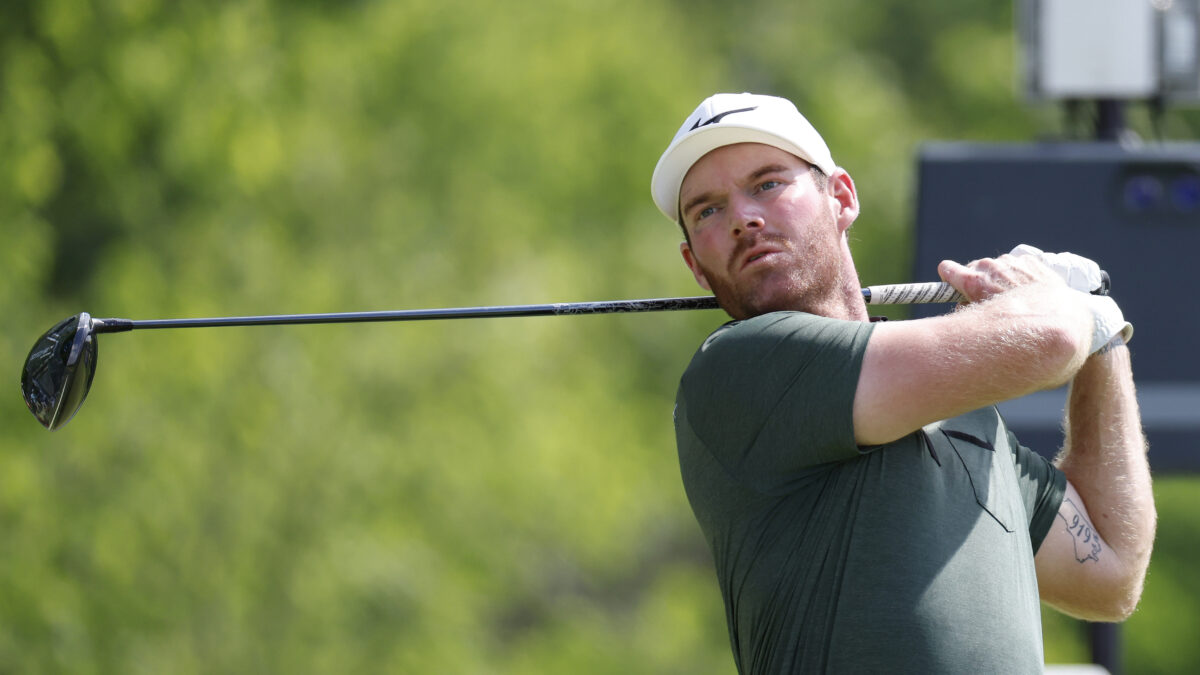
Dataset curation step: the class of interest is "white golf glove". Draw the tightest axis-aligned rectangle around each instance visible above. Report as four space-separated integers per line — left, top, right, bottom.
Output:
1009 243 1105 294
1084 294 1134 354
1008 244 1131 353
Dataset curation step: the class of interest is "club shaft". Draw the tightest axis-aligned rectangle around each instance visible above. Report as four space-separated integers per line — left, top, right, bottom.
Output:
92 296 722 332
90 282 964 334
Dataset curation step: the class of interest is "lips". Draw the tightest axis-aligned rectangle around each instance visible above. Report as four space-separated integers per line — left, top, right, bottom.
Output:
738 245 783 271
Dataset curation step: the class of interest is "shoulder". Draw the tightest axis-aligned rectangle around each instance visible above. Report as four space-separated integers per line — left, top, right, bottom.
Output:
690 311 874 366
923 408 1007 451
922 408 1056 475
678 311 874 416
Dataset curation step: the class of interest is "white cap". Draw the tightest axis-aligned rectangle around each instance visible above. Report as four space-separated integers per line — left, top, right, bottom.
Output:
650 93 836 222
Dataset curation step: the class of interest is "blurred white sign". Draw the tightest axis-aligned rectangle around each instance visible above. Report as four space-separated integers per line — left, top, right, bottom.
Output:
1022 0 1200 101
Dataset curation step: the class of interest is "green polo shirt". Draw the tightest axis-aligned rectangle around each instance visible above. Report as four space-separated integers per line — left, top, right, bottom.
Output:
674 311 1066 674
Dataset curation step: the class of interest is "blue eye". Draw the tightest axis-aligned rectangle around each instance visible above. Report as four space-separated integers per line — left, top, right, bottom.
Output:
697 206 716 221
759 180 781 192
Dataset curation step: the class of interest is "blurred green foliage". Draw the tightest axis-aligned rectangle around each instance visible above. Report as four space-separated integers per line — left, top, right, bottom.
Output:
2 0 1198 672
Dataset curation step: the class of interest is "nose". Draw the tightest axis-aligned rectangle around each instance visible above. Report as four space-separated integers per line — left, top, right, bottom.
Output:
728 194 765 237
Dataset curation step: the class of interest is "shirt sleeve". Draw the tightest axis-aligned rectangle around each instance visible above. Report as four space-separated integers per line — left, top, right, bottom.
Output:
1007 427 1068 552
676 311 874 494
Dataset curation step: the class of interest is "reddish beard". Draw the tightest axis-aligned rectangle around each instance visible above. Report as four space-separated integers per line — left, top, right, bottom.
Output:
698 230 845 321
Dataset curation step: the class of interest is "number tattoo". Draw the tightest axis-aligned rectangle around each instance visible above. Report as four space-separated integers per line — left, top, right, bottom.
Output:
1055 497 1102 564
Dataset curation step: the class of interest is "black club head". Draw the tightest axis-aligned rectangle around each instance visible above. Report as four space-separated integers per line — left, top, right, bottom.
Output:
21 313 98 431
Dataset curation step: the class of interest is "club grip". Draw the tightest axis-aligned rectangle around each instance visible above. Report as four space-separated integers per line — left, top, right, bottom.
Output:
863 272 1112 305
862 281 962 305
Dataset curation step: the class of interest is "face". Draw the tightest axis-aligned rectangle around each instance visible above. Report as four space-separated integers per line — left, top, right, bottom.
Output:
678 143 857 320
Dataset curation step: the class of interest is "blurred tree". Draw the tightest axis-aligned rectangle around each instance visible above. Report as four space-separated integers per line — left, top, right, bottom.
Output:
1 0 1196 673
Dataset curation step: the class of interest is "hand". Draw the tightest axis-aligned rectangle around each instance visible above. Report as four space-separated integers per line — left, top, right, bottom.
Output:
1007 245 1130 351
938 248 1132 354
937 250 1067 304
1008 244 1105 294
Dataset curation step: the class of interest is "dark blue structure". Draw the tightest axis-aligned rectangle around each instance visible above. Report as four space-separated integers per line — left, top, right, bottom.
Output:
914 142 1200 472
914 141 1200 673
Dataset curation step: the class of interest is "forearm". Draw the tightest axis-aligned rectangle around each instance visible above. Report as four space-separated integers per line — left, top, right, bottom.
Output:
854 282 1092 445
1057 342 1157 613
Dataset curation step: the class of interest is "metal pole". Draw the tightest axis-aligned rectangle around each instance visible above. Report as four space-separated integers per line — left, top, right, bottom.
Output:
1094 99 1127 141
1089 622 1121 674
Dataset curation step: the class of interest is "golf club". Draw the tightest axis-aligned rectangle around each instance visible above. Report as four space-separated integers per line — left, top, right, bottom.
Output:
20 276 1108 431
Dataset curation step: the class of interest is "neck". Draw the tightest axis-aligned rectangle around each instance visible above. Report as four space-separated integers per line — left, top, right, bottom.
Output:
818 245 870 322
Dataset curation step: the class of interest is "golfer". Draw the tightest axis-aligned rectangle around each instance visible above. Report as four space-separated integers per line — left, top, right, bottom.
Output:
652 93 1156 673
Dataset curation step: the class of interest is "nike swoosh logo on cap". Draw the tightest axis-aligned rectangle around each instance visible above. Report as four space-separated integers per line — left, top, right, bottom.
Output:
689 106 758 131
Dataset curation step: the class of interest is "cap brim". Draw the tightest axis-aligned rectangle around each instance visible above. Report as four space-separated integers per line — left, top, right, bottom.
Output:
651 124 835 222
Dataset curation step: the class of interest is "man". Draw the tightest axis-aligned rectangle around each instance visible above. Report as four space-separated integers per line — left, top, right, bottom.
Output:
651 93 1156 673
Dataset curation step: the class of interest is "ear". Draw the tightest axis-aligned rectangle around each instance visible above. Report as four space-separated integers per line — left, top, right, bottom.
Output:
828 168 860 235
680 241 712 291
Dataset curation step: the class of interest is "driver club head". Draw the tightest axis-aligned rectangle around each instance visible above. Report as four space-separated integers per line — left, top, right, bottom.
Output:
21 313 98 431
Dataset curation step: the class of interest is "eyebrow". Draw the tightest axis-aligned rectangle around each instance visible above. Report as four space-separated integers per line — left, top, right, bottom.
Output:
680 163 792 221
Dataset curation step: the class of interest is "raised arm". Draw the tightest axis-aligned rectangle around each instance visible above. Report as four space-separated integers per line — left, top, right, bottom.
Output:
852 247 1154 620
1034 341 1156 621
852 253 1094 446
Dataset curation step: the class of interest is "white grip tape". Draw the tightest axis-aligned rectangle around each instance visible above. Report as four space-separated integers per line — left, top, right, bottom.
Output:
865 281 963 305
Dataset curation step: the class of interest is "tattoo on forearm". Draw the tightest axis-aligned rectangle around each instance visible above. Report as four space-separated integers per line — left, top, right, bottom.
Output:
1056 497 1102 564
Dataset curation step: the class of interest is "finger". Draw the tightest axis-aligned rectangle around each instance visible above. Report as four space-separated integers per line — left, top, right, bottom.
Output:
938 259 968 284
942 257 1025 302
995 252 1041 277
938 260 979 302
1009 243 1044 258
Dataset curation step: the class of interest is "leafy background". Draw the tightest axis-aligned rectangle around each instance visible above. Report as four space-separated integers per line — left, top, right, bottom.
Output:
2 0 1198 672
